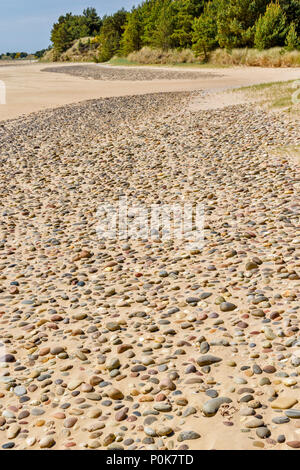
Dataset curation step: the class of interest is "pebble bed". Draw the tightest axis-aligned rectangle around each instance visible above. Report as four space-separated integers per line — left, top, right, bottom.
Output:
0 89 299 450
42 64 217 81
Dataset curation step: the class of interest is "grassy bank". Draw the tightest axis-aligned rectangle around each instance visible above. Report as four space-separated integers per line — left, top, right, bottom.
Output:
42 43 300 68
109 46 300 68
210 48 300 67
236 80 300 113
108 55 227 68
235 80 300 166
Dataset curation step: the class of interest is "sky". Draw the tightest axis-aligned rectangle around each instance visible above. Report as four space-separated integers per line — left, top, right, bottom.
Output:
0 0 137 53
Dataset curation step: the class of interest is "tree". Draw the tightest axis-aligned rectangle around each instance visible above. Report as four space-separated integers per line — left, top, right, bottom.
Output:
51 20 73 53
217 0 269 49
120 9 142 55
34 48 48 59
285 22 299 51
279 0 300 36
170 0 206 49
141 0 165 47
192 2 218 61
254 2 287 50
97 9 127 61
152 2 174 50
82 7 102 36
50 8 103 57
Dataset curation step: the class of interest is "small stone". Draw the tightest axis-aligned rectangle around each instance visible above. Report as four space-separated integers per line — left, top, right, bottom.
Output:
202 397 232 417
14 386 27 396
256 427 271 439
271 397 298 409
287 441 300 449
107 387 124 400
39 437 56 448
220 302 237 312
7 424 21 439
177 431 200 442
64 417 77 428
197 355 222 366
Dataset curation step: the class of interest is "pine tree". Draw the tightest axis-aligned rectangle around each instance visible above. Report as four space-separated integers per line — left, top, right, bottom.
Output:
279 0 300 36
192 2 218 61
51 20 73 54
82 7 102 36
152 2 174 50
97 9 127 62
285 22 299 51
120 9 142 55
217 0 269 49
171 0 206 49
254 2 287 50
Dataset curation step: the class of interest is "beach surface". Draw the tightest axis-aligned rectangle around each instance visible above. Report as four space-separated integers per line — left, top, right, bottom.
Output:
1 62 300 120
0 64 299 450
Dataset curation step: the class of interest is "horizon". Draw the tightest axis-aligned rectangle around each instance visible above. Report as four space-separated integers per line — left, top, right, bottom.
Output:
0 0 137 53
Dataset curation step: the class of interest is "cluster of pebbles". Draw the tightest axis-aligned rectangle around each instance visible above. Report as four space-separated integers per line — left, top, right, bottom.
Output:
0 86 299 450
42 64 217 81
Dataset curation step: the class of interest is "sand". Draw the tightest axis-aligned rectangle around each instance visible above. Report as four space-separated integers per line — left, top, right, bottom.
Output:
0 63 299 451
0 62 300 121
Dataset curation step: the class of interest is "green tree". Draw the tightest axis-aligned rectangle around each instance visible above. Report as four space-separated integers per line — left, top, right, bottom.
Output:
192 1 218 61
254 2 287 50
279 0 300 36
285 22 299 51
217 0 269 49
97 9 127 61
142 0 165 47
170 0 206 48
51 19 73 54
151 1 174 50
82 7 102 36
120 9 142 55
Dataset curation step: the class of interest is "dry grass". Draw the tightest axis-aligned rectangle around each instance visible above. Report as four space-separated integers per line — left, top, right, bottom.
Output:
210 48 300 67
41 37 100 63
42 43 300 67
127 47 198 65
123 47 300 67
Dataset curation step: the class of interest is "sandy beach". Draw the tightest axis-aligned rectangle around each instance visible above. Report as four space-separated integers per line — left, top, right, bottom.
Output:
0 63 299 450
1 62 300 121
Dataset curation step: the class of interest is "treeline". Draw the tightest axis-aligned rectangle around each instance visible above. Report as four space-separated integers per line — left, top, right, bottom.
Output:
0 48 51 60
0 52 29 59
50 1 300 62
50 7 102 58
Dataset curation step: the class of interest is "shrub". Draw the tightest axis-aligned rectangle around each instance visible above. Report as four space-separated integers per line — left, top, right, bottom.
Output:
127 46 197 64
210 46 300 67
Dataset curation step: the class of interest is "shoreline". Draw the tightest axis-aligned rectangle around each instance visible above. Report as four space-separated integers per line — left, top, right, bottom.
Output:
0 63 300 121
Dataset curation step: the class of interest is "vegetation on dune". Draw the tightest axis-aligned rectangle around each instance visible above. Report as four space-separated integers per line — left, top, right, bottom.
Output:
210 47 300 66
234 79 300 123
0 47 52 61
0 51 31 60
44 1 300 65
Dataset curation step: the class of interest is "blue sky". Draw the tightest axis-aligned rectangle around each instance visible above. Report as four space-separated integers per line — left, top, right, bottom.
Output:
0 0 137 53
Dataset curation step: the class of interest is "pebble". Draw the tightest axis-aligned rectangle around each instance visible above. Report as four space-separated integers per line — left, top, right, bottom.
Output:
39 437 56 449
0 77 299 450
177 431 200 442
202 397 232 416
